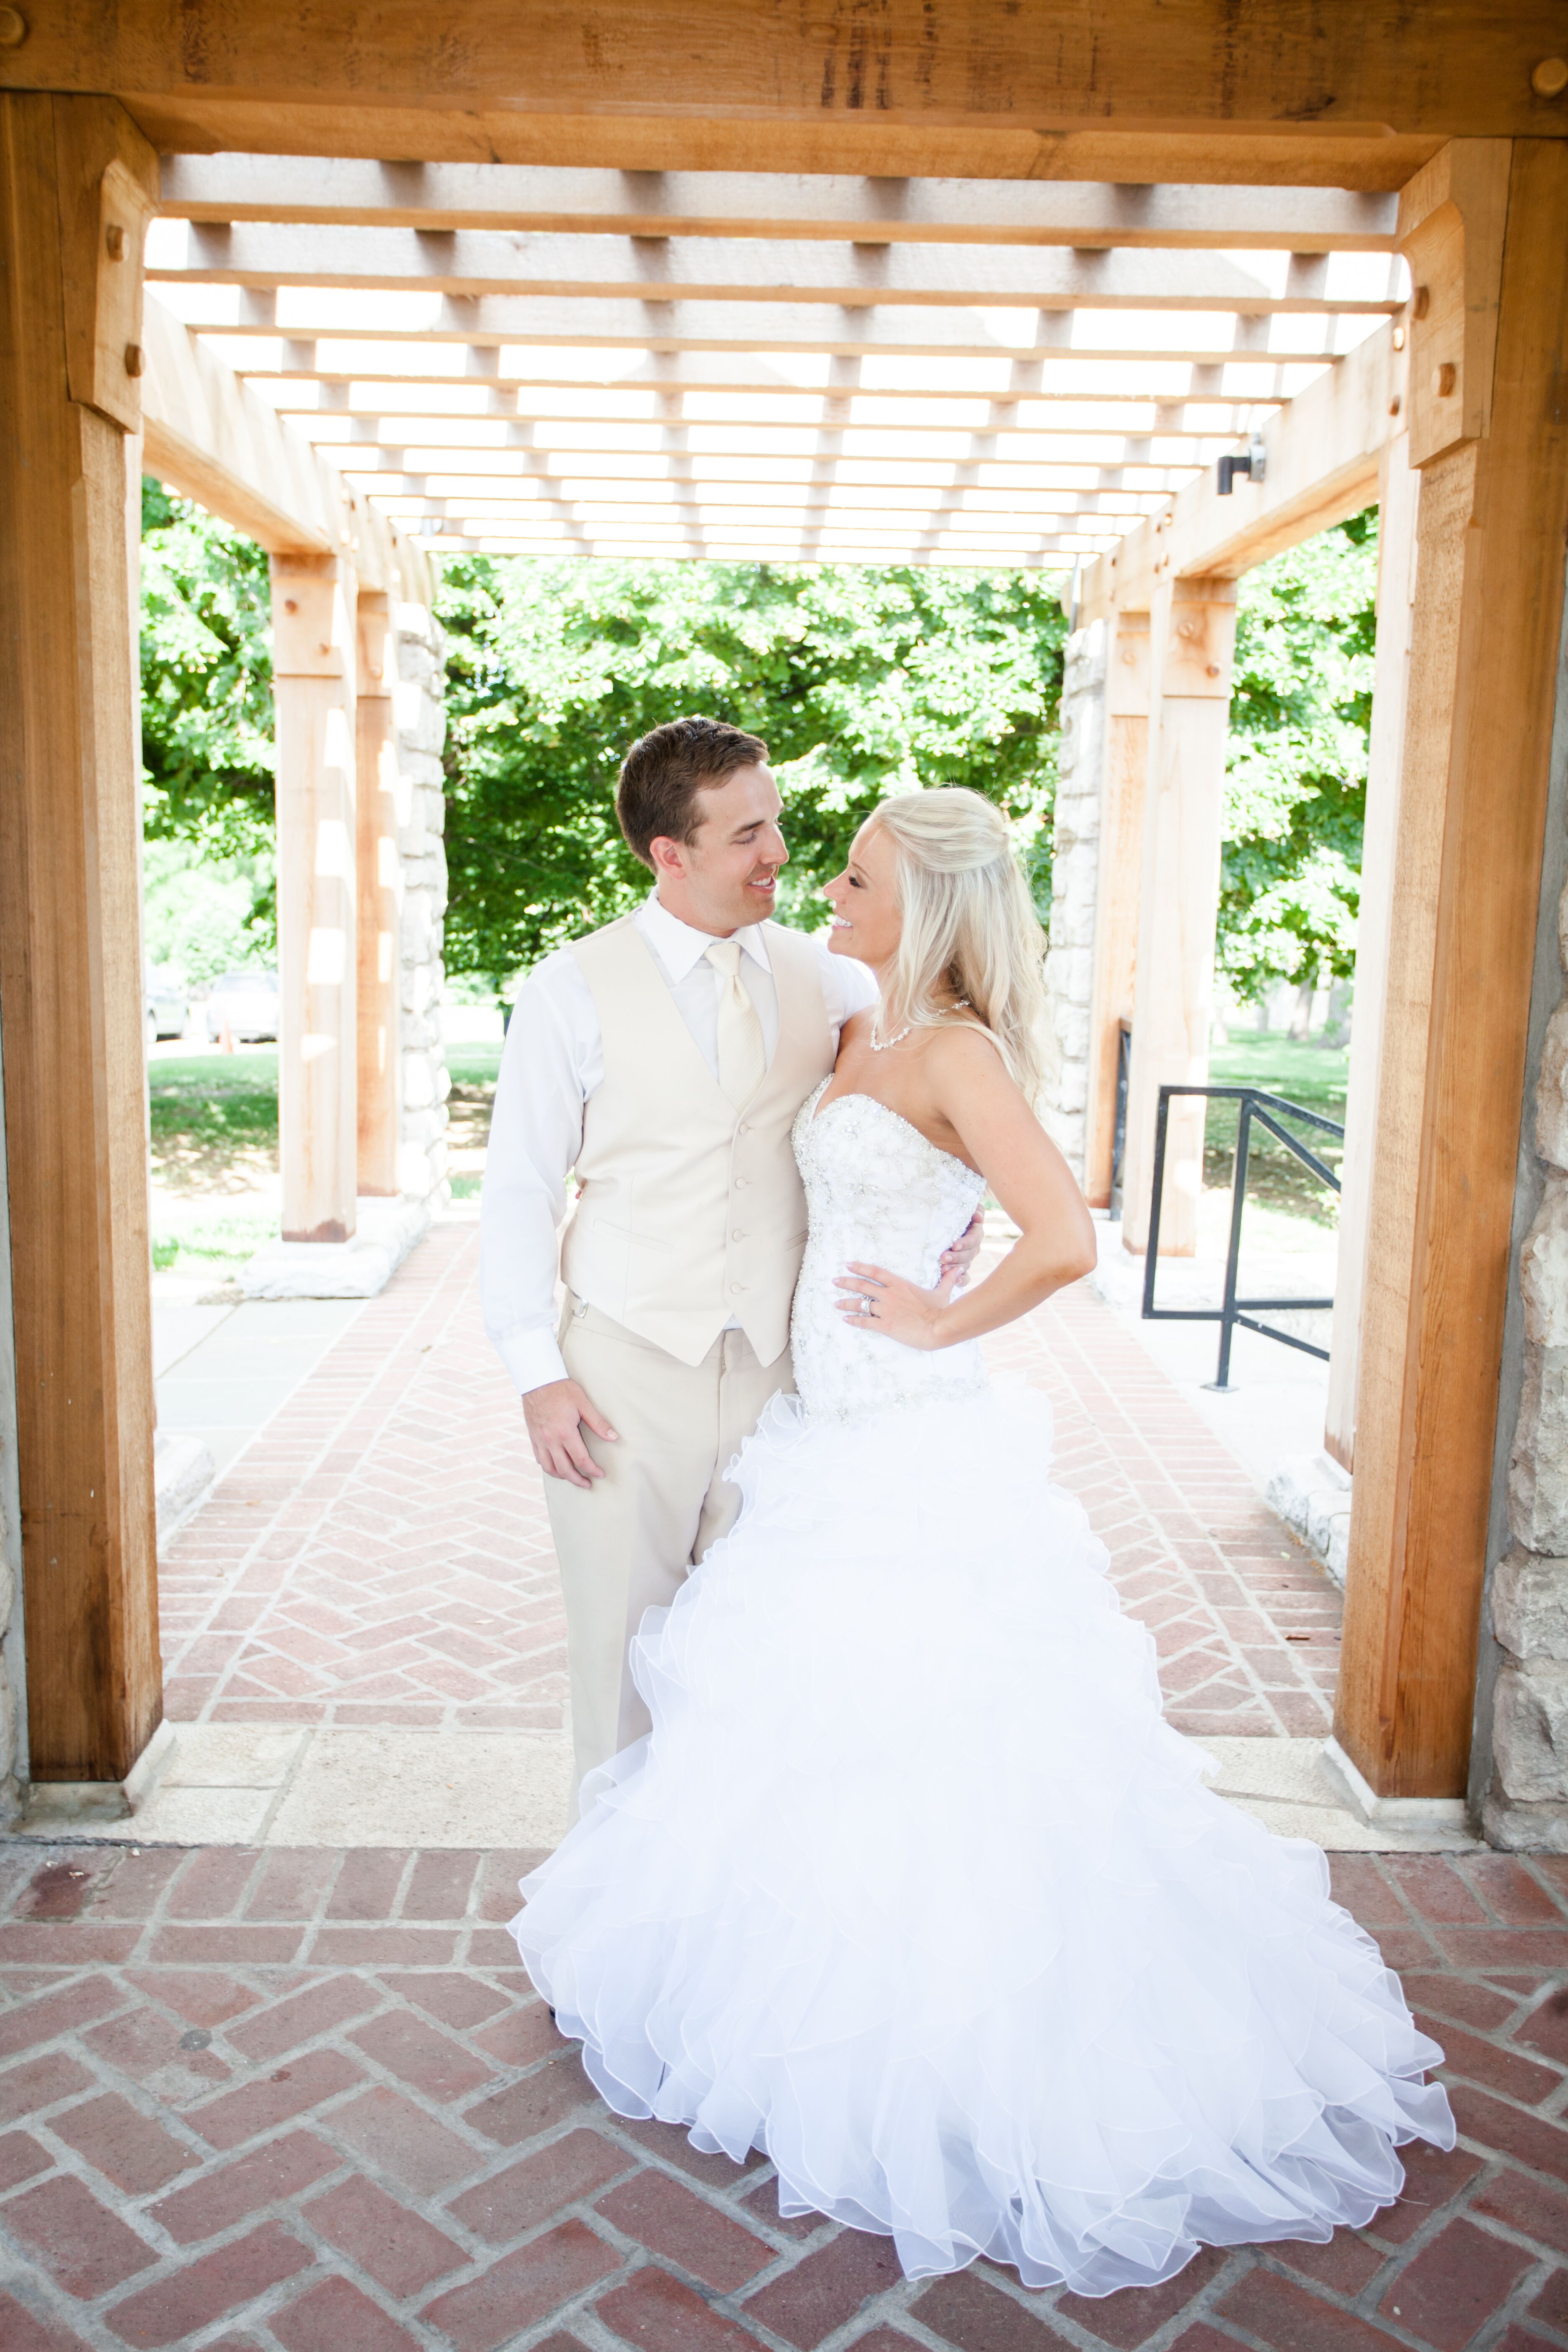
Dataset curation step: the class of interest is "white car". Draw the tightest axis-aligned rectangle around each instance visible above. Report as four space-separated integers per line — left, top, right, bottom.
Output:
205 968 281 1043
145 964 189 1046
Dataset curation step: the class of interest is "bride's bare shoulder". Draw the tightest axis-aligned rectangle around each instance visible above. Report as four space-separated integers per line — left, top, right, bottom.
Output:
923 1019 1011 1078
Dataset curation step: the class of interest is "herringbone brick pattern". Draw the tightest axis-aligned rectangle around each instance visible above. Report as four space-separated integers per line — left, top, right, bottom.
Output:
157 1224 565 1734
3 1841 1568 2347
157 1224 1338 1741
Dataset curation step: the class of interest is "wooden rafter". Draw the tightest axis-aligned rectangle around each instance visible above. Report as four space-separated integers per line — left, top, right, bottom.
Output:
143 222 1399 314
148 299 1363 366
157 157 1401 251
1077 319 1403 610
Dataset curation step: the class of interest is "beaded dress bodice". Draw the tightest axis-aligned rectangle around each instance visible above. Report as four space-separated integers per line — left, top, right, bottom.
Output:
788 1077 988 1426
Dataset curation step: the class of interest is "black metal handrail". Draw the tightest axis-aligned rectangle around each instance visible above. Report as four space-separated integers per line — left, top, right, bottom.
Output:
1142 1083 1345 1391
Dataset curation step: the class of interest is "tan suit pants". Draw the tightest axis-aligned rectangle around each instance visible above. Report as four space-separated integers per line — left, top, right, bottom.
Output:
545 1293 793 1813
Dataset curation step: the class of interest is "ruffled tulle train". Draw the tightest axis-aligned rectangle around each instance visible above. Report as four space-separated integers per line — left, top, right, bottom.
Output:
509 1387 1453 2295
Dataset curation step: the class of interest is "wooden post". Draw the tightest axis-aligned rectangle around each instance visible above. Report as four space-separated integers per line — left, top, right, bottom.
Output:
1119 576 1238 1256
271 552 358 1243
355 590 401 1198
1335 139 1568 1801
1323 429 1419 1472
0 95 162 1780
1083 609 1151 1209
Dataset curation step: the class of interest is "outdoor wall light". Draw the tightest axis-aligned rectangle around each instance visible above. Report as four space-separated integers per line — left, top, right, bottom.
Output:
1216 436 1268 495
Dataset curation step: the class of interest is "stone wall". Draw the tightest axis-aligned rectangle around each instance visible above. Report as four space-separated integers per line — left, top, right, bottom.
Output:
392 598 451 1205
1482 590 1568 1848
1039 620 1107 1175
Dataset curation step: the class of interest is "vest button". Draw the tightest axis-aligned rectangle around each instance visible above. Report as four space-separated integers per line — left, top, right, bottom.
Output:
732 1229 745 1241
738 1122 750 1135
730 1282 744 1295
734 1176 749 1189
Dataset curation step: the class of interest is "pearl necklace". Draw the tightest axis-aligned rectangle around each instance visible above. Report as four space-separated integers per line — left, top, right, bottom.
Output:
869 997 970 1053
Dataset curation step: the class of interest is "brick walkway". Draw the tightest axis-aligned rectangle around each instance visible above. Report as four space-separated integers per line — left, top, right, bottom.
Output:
5 1839 1568 2349
157 1222 1338 1742
1 1223 1415 2346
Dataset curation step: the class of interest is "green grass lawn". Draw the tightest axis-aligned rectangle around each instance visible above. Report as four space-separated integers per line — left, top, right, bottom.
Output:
1203 1032 1348 1227
148 1050 279 1162
146 1043 506 1267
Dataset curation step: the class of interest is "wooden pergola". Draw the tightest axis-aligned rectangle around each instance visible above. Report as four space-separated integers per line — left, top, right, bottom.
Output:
2 3 1566 1834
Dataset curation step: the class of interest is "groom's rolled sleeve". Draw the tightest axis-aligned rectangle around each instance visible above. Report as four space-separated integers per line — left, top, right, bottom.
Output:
480 960 592 1398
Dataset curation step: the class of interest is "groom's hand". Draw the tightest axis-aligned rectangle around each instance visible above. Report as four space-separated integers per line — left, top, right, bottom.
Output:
524 1380 619 1488
941 1208 985 1289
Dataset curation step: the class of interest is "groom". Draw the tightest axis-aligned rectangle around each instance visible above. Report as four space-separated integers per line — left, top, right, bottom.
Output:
481 716 976 1809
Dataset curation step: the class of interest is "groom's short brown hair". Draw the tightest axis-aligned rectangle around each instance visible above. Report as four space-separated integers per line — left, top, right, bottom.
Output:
616 716 769 870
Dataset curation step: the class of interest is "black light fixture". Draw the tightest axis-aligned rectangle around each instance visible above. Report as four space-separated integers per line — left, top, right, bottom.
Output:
1217 434 1268 495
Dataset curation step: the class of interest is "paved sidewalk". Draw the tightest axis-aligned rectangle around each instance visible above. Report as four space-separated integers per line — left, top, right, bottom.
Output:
3 1839 1568 2349
157 1225 1340 1748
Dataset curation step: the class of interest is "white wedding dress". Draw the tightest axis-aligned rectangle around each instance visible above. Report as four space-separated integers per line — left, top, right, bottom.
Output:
509 1079 1455 2295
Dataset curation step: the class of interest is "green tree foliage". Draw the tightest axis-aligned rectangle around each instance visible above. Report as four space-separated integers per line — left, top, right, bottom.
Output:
1220 511 1377 1003
436 557 1066 985
139 479 277 974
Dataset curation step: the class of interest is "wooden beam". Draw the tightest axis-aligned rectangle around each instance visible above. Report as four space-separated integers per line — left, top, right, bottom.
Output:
271 555 359 1244
145 222 1397 315
5 2 1564 162
1324 428 1420 1475
1119 578 1238 1257
1079 320 1403 619
158 157 1403 251
159 304 1374 368
139 294 447 603
255 367 1288 423
140 291 338 555
276 400 1285 446
1083 614 1151 1210
333 461 1215 497
346 474 1172 511
355 593 400 1201
0 93 162 1781
1334 138 1568 1802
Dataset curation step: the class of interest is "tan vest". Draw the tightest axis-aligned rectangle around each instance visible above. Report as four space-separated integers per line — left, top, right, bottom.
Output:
560 915 835 1369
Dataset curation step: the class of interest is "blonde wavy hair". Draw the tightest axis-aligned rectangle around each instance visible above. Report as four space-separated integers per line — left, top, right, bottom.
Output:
867 788 1047 1101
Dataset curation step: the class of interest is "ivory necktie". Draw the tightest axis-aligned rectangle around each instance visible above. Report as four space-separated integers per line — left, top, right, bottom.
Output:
704 939 767 1107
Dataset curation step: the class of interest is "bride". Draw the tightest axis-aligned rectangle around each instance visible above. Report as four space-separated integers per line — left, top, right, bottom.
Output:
508 786 1454 2297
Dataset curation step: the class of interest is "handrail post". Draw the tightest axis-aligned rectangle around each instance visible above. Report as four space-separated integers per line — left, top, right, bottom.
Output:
1210 1095 1253 1391
1142 1086 1171 1315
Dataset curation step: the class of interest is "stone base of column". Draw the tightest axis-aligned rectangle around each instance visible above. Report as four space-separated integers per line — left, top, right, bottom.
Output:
1265 1450 1353 1588
1319 1735 1474 1838
240 1196 431 1300
20 1717 178 1832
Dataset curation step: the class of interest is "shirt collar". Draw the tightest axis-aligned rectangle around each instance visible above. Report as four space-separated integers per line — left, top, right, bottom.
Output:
637 892 773 983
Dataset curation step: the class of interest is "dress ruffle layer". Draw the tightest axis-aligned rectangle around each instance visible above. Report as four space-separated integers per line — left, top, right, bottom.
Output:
511 1388 1453 2296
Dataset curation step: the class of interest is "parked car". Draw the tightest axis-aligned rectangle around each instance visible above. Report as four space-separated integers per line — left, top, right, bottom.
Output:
205 968 281 1043
145 962 190 1047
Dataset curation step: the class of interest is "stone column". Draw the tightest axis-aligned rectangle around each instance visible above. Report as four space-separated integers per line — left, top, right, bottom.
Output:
1119 577 1238 1256
355 590 401 1197
1481 578 1568 1847
1039 620 1106 1175
1083 610 1152 1209
392 594 451 1204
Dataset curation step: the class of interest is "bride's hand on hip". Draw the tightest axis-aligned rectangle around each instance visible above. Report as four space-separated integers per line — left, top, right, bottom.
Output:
834 1261 957 1349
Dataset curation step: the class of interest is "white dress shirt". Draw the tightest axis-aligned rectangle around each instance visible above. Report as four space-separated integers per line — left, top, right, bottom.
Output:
480 894 878 1396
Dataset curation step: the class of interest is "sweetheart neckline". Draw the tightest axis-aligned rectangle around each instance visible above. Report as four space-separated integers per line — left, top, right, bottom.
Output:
806 1083 983 1181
